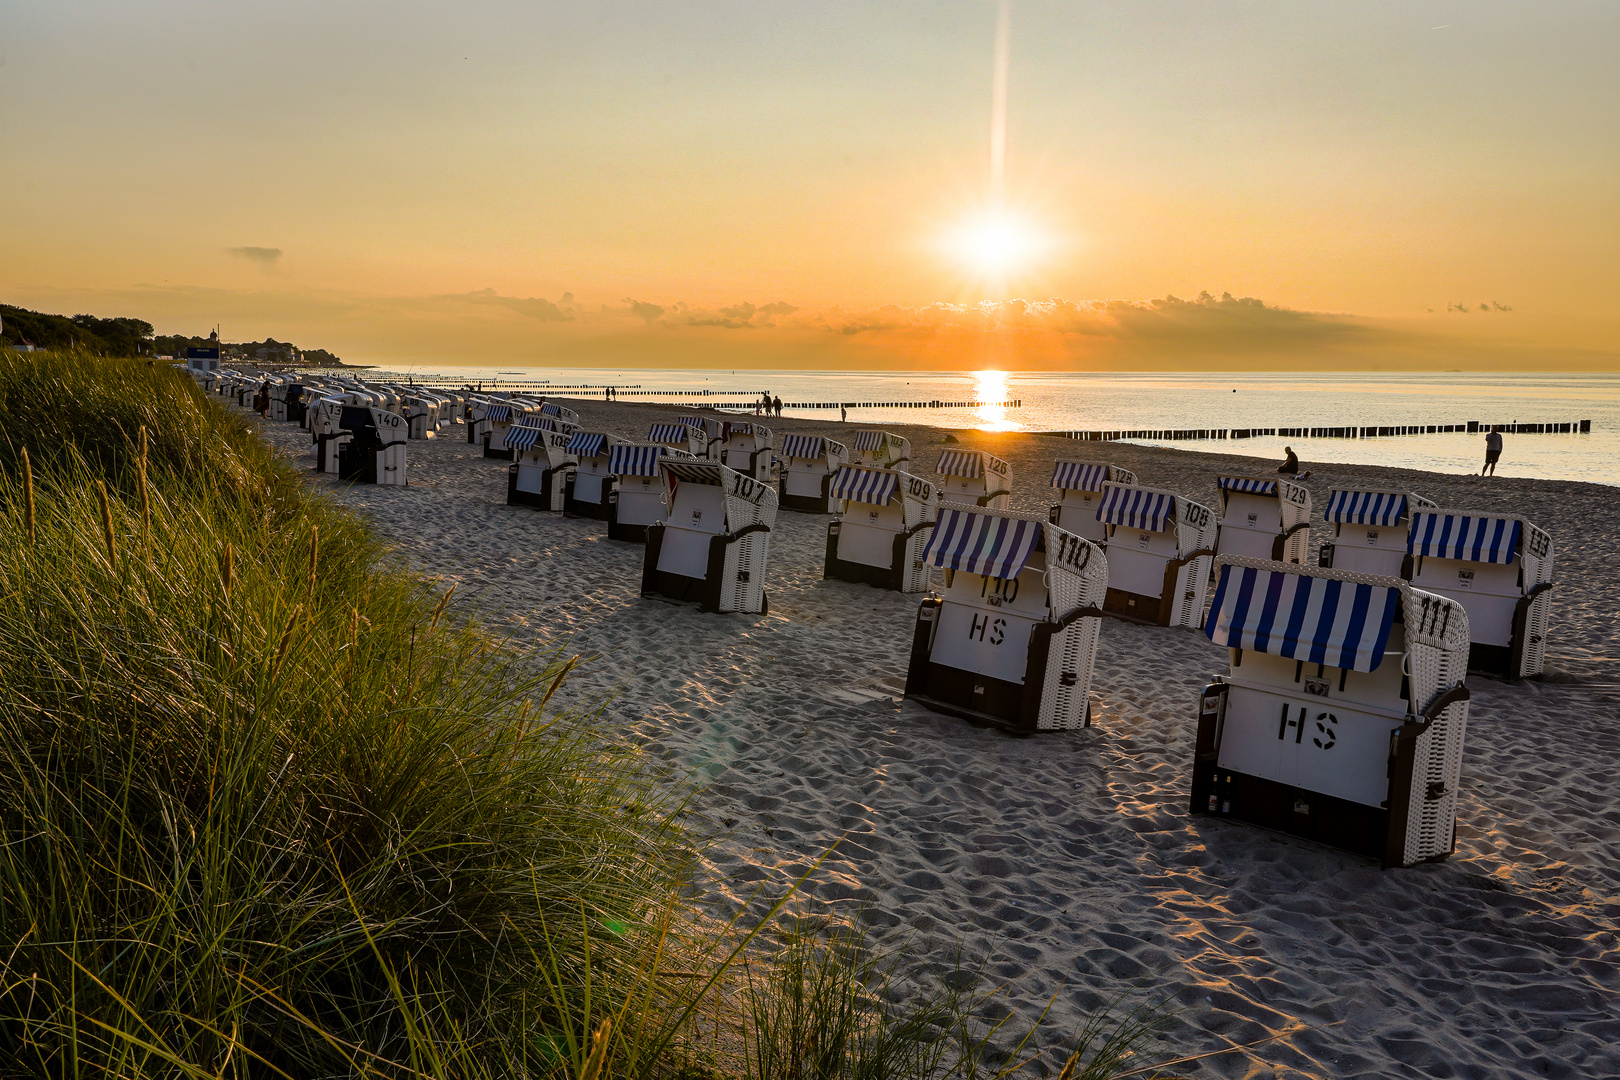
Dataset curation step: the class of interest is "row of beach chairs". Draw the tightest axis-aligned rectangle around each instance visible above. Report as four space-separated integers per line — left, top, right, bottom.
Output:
196 375 1548 871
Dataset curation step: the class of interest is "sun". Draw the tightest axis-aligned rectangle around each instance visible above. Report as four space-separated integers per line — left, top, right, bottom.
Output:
940 208 1053 295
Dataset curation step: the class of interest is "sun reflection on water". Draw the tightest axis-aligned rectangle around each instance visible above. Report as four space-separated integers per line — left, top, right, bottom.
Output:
973 370 1019 431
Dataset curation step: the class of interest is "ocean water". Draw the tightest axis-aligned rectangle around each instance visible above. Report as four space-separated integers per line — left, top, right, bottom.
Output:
366 365 1620 486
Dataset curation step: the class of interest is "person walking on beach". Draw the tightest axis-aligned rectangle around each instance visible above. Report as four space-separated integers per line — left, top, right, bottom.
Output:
772 395 782 417
1482 426 1503 475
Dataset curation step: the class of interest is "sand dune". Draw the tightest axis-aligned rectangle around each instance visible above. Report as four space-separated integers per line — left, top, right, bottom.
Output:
250 397 1620 1079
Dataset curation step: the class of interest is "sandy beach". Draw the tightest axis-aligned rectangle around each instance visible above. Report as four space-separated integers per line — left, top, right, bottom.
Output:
250 398 1620 1079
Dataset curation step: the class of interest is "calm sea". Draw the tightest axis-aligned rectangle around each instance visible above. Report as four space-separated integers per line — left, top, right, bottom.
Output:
365 366 1620 487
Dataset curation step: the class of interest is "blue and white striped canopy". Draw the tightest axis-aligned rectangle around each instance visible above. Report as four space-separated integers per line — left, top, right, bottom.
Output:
647 423 693 444
662 460 726 486
1050 461 1109 492
485 404 513 422
567 432 609 457
935 450 983 479
1205 563 1401 673
1096 484 1174 532
610 444 667 477
781 434 825 459
852 430 888 451
1408 511 1522 565
503 425 542 450
1326 489 1408 528
829 465 899 506
672 416 707 430
1218 476 1277 495
540 402 562 417
922 507 1042 580
725 422 765 439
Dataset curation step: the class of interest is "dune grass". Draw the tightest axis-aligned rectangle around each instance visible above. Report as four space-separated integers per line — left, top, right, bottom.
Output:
0 351 1182 1078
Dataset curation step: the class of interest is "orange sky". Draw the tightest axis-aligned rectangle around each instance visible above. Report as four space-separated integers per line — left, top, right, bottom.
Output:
2 2 1616 369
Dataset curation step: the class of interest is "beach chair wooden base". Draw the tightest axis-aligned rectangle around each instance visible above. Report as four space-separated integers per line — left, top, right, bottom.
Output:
507 463 568 512
903 596 1097 734
563 478 613 521
313 432 347 473
605 497 650 543
822 522 932 593
1189 678 1470 868
1102 587 1165 625
640 524 771 615
780 475 837 514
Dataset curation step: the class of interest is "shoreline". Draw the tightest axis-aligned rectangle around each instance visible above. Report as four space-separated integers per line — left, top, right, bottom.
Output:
249 396 1620 1078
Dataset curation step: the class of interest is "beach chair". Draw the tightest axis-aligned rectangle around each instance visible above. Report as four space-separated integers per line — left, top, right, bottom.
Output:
1214 476 1312 564
607 442 695 542
482 404 524 460
1095 483 1217 628
647 422 708 458
334 406 408 486
904 504 1107 733
1318 489 1439 578
537 400 580 425
850 430 911 470
670 416 723 458
721 422 775 482
464 396 493 444
642 461 777 614
778 434 850 513
505 419 580 511
1190 556 1473 867
264 378 293 423
563 431 626 520
401 395 440 440
933 449 1012 509
1406 510 1554 679
1048 461 1138 542
310 396 349 473
823 466 938 593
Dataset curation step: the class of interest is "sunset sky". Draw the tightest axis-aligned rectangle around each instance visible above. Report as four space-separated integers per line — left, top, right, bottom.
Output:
2 1 1616 369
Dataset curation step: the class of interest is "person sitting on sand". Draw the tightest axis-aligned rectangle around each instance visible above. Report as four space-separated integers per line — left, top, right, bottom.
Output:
1276 446 1310 480
1482 427 1503 475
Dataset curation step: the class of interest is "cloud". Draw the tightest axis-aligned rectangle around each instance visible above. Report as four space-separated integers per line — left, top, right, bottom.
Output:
454 287 572 322
626 299 665 323
228 246 283 267
9 281 1609 372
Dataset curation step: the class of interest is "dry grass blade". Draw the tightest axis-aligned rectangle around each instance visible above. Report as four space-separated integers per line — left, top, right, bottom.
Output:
94 478 116 565
20 447 34 545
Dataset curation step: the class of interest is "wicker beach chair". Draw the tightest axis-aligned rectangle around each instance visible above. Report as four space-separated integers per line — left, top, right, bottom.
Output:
778 434 851 513
1406 510 1554 679
669 415 724 458
904 503 1108 733
606 442 695 542
562 431 627 520
1318 488 1439 578
1047 461 1138 542
1095 482 1217 628
850 430 912 470
822 465 937 593
505 418 580 511
720 422 776 482
334 405 408 487
647 421 709 459
641 460 777 614
933 449 1012 509
1191 556 1473 867
1213 476 1312 564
